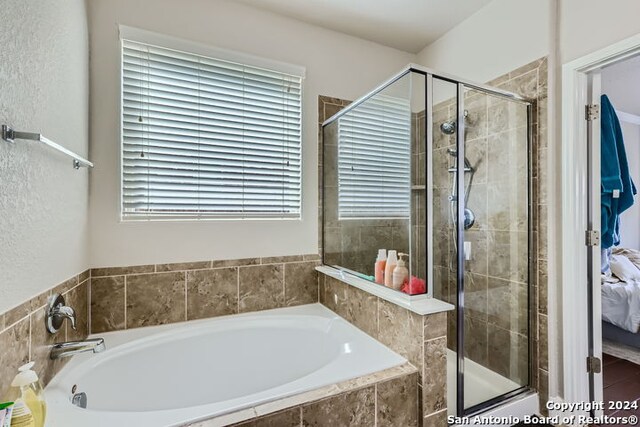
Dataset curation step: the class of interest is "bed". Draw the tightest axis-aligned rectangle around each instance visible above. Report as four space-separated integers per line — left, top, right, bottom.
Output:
601 248 640 348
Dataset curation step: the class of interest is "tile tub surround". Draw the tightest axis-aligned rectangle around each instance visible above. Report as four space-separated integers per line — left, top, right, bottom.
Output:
186 363 419 427
319 273 449 425
90 255 321 333
0 270 90 398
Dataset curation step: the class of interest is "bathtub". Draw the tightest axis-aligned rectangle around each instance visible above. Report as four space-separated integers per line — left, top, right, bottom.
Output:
46 304 406 427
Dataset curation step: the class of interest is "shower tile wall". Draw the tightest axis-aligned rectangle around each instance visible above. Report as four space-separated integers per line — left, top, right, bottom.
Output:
412 111 427 282
430 57 548 406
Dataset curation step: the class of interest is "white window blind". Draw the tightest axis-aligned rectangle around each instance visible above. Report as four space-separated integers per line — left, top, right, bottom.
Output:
337 96 411 218
121 39 302 219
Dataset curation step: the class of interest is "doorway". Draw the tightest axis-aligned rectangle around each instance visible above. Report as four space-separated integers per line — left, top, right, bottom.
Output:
562 33 640 421
597 57 640 419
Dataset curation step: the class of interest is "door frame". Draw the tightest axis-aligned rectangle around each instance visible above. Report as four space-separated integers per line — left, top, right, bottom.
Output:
561 33 640 414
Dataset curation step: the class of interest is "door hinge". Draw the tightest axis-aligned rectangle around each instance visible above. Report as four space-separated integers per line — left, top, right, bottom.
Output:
586 230 600 246
587 356 602 374
586 104 600 121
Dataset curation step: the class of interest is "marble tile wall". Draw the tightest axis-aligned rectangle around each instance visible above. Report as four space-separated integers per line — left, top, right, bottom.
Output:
318 97 351 257
90 255 320 333
0 271 90 398
186 363 418 427
319 274 449 426
412 111 427 282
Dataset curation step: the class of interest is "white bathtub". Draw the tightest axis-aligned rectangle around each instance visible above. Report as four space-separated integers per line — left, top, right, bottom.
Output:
46 304 406 427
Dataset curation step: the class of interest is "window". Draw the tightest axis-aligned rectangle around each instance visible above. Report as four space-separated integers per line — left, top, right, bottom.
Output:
337 95 411 218
121 38 303 219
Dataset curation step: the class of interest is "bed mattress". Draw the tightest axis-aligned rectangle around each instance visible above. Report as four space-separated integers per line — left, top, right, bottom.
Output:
602 280 640 333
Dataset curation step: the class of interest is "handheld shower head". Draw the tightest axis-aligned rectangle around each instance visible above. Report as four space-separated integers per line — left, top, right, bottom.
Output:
446 148 474 172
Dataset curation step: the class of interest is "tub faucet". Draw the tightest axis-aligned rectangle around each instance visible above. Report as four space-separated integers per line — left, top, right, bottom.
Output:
50 338 106 360
46 293 77 334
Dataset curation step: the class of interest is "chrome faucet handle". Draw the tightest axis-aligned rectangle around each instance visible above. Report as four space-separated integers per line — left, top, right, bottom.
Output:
46 294 77 334
55 305 77 330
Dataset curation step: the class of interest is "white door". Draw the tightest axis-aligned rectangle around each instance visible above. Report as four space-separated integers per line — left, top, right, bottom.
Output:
586 71 604 415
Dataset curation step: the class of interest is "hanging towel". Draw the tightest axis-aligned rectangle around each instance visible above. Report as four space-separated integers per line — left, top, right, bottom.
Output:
601 94 637 249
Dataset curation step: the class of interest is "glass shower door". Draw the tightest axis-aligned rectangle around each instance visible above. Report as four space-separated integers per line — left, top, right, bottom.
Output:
461 86 531 412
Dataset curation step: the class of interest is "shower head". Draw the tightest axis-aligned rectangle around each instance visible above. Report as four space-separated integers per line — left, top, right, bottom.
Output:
439 110 469 135
440 121 456 135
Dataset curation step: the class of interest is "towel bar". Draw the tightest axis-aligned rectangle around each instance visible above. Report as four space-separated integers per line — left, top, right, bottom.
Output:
2 124 93 169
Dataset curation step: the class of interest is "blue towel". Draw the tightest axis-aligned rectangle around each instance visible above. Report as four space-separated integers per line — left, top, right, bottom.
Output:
601 94 637 249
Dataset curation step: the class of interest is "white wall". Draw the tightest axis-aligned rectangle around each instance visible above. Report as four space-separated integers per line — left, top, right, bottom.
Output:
602 62 640 250
0 0 90 313
618 122 640 250
416 0 550 83
559 0 640 64
87 0 414 267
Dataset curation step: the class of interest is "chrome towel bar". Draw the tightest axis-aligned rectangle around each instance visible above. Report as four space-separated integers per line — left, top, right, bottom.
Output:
2 124 93 169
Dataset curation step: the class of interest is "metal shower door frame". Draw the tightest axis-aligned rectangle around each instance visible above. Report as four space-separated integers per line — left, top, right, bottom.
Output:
450 81 535 417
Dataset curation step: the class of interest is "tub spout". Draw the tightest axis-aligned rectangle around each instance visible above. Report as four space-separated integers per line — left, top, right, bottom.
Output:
50 338 106 360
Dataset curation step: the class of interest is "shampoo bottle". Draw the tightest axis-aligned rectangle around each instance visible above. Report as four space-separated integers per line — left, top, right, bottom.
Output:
374 249 387 284
384 250 398 287
392 253 409 290
5 362 45 427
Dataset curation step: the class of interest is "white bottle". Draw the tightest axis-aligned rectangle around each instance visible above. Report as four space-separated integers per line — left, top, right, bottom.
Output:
384 250 398 288
374 249 387 285
392 253 409 290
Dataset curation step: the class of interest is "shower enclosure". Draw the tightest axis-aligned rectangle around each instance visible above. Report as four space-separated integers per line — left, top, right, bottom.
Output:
321 65 533 417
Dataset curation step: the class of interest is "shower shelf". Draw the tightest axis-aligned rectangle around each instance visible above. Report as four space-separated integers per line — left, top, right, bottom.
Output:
316 265 454 316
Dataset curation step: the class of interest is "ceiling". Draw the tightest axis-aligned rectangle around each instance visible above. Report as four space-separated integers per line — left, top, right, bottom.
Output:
234 0 493 53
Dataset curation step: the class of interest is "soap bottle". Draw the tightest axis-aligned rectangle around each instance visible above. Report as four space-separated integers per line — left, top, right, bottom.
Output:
5 362 45 427
384 250 398 287
374 249 387 284
392 253 409 290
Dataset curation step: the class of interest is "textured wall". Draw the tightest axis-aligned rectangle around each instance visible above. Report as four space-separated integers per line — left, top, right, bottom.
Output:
86 0 414 267
0 0 90 313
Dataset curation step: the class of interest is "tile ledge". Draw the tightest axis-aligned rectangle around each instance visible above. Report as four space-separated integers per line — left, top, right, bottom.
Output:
316 266 454 316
